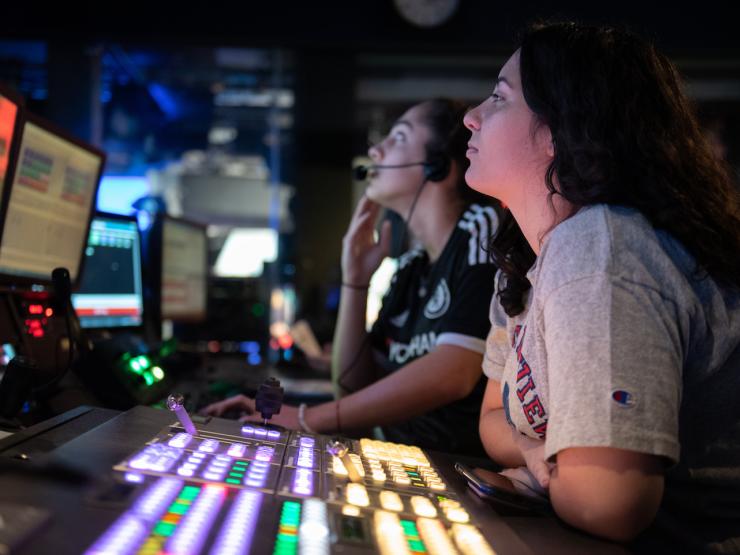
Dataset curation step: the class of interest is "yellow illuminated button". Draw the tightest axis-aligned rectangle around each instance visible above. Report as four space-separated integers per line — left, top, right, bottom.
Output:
393 475 412 485
445 507 470 523
333 456 348 475
379 490 404 512
417 517 459 555
374 510 411 555
410 496 438 518
346 483 370 507
452 523 496 555
342 504 361 517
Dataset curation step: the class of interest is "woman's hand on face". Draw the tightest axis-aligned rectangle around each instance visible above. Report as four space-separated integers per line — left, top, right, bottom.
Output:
511 427 556 489
239 404 300 431
341 195 392 286
198 394 254 418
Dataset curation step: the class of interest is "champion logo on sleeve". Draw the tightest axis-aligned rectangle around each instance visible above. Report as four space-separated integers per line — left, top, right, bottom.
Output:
611 389 637 408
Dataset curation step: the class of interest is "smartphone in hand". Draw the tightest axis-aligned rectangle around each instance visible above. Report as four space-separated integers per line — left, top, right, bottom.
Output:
454 463 551 514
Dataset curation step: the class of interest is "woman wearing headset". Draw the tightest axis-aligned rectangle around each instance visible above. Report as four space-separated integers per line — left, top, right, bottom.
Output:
203 98 501 456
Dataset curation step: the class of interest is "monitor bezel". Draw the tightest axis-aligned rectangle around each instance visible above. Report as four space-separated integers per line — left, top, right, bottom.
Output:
159 214 209 324
0 84 26 254
0 111 106 288
73 210 146 332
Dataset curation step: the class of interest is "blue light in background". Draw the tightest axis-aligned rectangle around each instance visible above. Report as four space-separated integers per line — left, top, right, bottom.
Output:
247 353 262 366
97 176 149 215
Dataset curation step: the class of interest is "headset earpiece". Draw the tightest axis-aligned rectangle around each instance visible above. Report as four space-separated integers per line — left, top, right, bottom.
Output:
423 154 450 182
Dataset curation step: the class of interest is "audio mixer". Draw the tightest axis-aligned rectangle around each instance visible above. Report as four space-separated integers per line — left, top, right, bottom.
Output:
85 419 494 555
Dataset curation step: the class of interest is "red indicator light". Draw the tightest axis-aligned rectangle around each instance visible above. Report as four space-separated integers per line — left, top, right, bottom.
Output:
45 308 53 317
32 329 44 338
29 305 43 315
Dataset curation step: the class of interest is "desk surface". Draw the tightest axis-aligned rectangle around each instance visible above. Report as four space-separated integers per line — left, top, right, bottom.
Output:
0 406 627 555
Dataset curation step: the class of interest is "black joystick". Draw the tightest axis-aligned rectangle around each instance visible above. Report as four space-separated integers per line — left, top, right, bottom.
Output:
254 377 284 424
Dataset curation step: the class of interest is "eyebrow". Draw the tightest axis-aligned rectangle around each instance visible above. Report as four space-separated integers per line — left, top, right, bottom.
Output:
391 119 413 130
495 76 513 89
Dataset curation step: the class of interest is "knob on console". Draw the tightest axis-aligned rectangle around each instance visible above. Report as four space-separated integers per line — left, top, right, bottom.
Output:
255 377 284 423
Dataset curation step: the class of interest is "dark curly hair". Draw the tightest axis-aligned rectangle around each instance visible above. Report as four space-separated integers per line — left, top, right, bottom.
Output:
492 21 740 316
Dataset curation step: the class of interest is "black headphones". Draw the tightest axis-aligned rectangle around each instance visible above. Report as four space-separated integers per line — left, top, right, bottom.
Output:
422 153 451 182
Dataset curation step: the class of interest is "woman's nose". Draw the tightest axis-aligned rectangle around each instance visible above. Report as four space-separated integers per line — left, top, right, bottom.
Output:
463 106 481 131
368 143 382 161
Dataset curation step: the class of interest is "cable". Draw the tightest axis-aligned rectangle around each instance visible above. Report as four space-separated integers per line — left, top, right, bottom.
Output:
336 175 430 395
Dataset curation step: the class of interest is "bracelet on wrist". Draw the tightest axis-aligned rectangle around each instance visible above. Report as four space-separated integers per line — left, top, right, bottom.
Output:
297 403 316 434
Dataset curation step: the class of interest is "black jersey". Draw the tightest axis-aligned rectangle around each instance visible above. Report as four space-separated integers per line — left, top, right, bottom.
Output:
370 203 500 456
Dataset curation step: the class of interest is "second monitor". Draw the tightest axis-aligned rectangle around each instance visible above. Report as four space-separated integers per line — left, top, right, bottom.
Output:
72 213 144 330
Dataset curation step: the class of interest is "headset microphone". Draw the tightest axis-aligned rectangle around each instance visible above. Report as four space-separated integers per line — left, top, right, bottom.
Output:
353 162 427 182
353 156 450 183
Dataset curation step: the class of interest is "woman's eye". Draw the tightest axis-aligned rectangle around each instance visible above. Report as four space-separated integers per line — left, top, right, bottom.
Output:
490 92 502 102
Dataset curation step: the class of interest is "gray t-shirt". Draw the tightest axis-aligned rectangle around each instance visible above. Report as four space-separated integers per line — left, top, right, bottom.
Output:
483 204 740 553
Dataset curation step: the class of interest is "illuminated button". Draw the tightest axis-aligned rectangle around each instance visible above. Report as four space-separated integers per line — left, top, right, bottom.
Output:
177 468 195 477
417 518 459 555
241 426 255 435
299 436 315 448
374 511 411 555
346 483 370 507
437 498 460 509
372 471 388 482
410 496 437 518
198 439 220 453
445 507 470 524
342 504 361 517
379 490 404 512
168 433 193 449
298 499 330 554
393 475 411 485
254 428 268 437
227 443 247 458
452 524 495 555
332 457 348 475
267 430 281 440
429 481 446 491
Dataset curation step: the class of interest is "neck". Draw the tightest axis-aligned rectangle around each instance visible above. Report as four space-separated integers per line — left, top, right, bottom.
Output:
405 184 462 262
506 185 573 255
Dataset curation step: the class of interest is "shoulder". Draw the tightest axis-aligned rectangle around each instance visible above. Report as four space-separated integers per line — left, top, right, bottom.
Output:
538 204 695 298
453 203 501 268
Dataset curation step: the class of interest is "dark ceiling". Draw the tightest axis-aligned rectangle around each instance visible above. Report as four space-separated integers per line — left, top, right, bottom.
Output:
2 1 739 58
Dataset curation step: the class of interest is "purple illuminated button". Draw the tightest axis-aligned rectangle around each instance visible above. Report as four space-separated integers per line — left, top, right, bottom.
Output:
168 433 193 449
131 478 184 522
267 430 281 440
165 485 226 555
299 437 315 448
292 468 313 496
227 443 247 457
255 446 274 462
124 472 144 484
177 468 194 477
254 428 268 437
83 514 148 555
209 490 263 555
241 425 255 435
198 439 220 453
203 471 225 481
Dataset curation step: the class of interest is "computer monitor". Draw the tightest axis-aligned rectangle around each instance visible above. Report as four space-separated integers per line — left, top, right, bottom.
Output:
160 217 207 322
72 213 144 329
0 113 104 285
0 86 24 236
